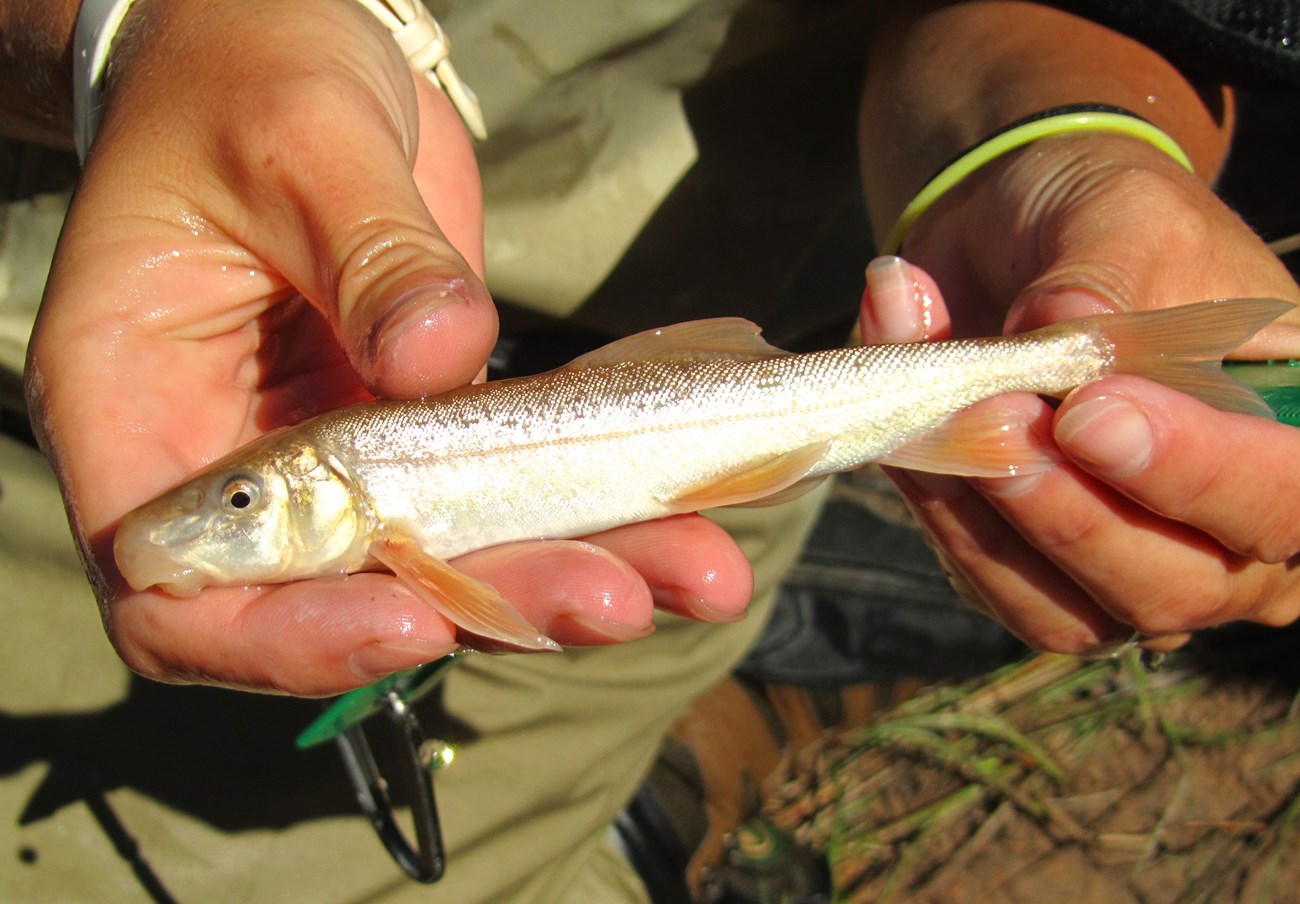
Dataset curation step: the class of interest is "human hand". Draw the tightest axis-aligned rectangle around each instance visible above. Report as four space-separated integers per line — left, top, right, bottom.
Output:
25 0 751 696
861 133 1300 654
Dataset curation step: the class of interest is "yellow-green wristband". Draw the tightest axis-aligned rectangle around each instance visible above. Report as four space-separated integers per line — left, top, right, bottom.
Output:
880 104 1194 254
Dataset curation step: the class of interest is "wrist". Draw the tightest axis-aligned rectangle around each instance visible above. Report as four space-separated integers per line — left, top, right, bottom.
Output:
881 106 1194 255
76 0 414 169
945 127 1211 232
900 130 1227 324
862 1 1234 242
0 0 82 145
73 0 484 162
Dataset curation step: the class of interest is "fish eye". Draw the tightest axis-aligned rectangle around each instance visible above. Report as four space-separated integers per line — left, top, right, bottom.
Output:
221 476 261 512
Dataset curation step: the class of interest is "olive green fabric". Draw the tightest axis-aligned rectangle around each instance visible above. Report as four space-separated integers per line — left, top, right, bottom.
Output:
431 492 827 902
443 0 745 314
0 1 860 899
0 428 825 902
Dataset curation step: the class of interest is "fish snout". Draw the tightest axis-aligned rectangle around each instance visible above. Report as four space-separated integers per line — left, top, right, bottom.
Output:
113 509 205 596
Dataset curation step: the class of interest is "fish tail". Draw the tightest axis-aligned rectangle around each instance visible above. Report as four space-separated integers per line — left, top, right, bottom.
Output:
1092 298 1294 417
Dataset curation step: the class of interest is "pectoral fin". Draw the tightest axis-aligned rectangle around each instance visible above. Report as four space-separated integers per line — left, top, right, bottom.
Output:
877 406 1059 477
370 528 560 653
667 441 831 511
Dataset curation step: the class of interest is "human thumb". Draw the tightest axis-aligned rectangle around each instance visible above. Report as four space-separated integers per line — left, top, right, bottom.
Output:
277 133 497 399
330 221 498 399
323 79 496 398
1003 281 1129 335
98 0 500 399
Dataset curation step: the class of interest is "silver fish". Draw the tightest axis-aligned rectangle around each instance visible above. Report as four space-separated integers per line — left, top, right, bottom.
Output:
114 298 1291 650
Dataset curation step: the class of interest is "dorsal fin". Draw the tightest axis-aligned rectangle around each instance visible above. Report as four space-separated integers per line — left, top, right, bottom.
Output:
566 318 790 369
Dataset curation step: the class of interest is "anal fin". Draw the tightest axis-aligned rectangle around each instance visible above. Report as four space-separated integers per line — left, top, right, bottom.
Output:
878 405 1060 477
370 528 560 653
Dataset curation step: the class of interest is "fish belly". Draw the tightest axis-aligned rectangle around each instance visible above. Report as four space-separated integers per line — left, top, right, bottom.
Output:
344 330 1105 558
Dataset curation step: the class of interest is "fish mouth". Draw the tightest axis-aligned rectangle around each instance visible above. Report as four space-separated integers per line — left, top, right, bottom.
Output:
113 510 207 595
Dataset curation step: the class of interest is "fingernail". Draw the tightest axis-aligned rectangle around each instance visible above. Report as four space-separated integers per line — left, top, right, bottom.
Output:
652 586 747 623
357 282 472 374
977 471 1046 499
1078 630 1142 660
1056 394 1153 477
546 613 656 643
349 637 452 681
865 256 932 342
1007 284 1127 333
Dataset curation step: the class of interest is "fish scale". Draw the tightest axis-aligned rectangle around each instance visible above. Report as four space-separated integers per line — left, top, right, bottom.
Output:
113 298 1292 650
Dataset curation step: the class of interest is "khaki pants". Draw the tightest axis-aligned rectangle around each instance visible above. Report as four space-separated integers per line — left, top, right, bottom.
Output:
0 430 825 903
1 3 864 895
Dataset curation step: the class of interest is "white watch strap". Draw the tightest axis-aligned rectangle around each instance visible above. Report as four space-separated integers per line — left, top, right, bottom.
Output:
71 0 487 162
71 0 138 161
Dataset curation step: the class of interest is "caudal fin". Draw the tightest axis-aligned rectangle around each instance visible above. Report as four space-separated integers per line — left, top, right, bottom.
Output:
1093 298 1294 417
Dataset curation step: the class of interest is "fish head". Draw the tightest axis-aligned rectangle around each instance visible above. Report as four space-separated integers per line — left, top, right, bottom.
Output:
114 433 372 595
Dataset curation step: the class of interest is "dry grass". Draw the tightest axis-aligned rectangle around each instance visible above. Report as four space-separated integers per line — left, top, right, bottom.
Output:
756 652 1300 903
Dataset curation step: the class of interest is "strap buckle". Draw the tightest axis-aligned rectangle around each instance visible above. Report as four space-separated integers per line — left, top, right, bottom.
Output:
298 656 459 883
355 1 488 140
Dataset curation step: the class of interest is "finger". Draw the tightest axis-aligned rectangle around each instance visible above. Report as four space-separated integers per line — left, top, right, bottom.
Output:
856 259 1133 652
888 465 1130 653
972 454 1274 638
1141 633 1193 654
882 389 1132 651
969 408 1298 639
859 255 951 344
96 0 497 399
583 515 755 622
109 575 459 696
108 543 650 697
106 514 751 696
451 541 657 646
1004 285 1124 333
1055 377 1300 567
455 516 753 637
208 55 495 398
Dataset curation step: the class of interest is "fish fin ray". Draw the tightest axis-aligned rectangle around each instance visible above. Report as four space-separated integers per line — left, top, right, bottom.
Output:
666 441 831 511
567 319 789 369
1091 298 1294 417
878 406 1059 477
723 475 829 508
370 528 560 653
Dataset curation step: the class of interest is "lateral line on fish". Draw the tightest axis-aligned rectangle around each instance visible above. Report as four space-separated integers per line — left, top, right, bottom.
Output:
111 298 1295 656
